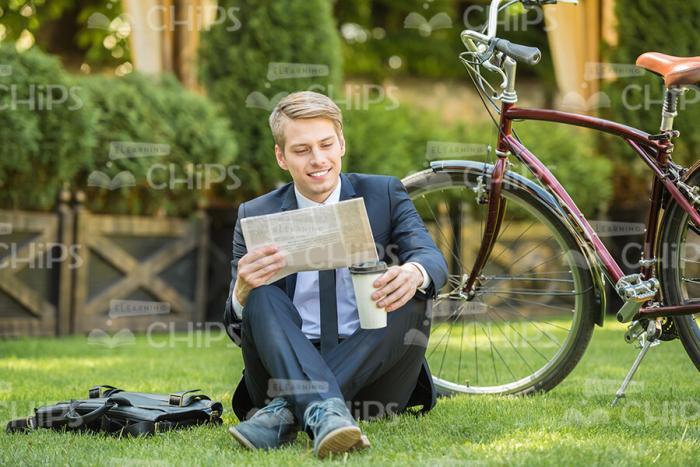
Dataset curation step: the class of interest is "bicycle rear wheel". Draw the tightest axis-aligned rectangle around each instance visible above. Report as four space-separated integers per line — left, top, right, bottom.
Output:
403 163 597 395
658 170 700 370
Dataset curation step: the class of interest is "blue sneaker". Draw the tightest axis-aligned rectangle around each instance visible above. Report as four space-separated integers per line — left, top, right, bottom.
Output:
303 398 364 458
228 397 299 450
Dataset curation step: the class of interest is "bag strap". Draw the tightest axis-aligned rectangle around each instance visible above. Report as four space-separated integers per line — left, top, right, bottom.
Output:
168 389 205 407
5 416 35 433
65 399 117 428
88 385 122 399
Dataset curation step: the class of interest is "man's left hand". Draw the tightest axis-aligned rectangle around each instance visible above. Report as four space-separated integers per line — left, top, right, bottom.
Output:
371 264 424 312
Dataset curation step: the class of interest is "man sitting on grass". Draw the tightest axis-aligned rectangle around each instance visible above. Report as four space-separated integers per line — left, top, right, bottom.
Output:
223 91 448 458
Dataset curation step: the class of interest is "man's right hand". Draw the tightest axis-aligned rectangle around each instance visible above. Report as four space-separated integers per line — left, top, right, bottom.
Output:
234 244 286 306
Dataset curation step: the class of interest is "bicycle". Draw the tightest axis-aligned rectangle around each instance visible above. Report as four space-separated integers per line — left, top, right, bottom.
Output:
401 0 700 404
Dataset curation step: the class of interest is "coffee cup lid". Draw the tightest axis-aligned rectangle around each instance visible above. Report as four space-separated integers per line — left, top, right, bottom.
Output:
349 261 387 274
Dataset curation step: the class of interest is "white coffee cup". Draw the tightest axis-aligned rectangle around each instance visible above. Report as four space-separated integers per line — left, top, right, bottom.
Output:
349 261 388 329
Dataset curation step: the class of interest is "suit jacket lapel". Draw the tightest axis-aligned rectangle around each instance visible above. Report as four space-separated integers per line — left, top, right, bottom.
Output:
338 172 358 202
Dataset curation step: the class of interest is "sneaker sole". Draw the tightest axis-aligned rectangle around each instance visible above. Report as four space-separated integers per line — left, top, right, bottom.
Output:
228 426 256 450
352 434 371 451
315 426 362 459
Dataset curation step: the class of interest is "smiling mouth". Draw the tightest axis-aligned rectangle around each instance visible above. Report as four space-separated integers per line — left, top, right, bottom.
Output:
308 168 331 178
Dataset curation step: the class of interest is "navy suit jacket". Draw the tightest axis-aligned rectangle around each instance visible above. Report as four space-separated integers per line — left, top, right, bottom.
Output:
223 172 449 419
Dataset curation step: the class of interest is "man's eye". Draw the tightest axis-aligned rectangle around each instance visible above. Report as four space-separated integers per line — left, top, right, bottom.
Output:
321 143 333 149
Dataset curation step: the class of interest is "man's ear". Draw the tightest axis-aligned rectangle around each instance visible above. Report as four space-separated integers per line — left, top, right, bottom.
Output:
339 134 346 158
274 144 288 171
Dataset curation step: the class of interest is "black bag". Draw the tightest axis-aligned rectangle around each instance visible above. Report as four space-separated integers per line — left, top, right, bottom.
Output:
5 385 223 437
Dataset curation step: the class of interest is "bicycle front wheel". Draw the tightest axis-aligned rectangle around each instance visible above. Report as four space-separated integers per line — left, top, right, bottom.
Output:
403 163 597 395
658 169 700 370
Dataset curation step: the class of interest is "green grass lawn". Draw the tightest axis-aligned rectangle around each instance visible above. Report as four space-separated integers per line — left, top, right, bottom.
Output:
1 321 698 466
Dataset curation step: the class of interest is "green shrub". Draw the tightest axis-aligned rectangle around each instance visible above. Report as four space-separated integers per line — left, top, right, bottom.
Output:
77 73 238 216
513 121 613 216
0 44 97 210
602 1 700 168
335 0 555 90
199 0 343 202
343 104 612 216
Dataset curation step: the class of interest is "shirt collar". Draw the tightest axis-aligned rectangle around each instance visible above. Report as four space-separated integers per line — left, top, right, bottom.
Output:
293 176 342 208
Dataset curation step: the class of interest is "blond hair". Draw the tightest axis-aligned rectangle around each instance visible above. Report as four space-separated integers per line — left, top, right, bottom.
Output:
269 91 343 149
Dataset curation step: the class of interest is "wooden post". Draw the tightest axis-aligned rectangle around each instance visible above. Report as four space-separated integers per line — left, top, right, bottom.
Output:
71 190 88 334
194 197 210 321
56 186 74 336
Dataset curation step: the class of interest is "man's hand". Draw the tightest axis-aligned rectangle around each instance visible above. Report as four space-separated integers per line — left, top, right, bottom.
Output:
234 245 286 306
371 264 424 313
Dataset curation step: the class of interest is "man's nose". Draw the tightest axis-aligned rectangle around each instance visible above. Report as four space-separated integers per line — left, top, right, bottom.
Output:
310 147 326 163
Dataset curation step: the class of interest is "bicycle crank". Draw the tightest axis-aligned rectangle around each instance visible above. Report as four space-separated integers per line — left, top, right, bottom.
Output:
615 274 660 323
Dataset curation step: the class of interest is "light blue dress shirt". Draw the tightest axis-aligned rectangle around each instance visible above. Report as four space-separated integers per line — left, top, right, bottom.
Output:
232 176 430 340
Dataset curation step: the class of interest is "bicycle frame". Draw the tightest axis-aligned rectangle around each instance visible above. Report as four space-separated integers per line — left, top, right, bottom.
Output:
464 100 700 321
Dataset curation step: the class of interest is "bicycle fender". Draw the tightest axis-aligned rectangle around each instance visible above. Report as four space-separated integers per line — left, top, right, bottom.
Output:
424 159 607 326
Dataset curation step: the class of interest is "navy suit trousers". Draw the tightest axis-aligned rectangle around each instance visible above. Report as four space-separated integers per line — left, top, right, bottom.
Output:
240 285 431 424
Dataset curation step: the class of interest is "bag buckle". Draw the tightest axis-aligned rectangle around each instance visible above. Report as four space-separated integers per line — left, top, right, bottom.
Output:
168 389 201 407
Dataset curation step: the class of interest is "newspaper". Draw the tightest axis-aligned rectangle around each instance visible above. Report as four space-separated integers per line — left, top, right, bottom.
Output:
240 198 379 284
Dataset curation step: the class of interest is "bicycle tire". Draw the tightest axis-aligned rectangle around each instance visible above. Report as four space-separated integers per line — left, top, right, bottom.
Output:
657 169 700 371
402 162 597 395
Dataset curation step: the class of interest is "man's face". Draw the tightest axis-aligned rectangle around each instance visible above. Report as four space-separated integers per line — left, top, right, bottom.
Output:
275 117 345 203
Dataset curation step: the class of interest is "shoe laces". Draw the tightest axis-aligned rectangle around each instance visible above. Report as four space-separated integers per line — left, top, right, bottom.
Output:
304 400 347 432
252 397 289 420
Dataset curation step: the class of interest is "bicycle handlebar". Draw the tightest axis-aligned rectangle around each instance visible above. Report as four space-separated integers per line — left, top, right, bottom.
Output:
492 38 542 66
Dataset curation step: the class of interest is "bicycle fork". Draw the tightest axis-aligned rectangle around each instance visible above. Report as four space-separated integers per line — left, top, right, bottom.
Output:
461 155 509 298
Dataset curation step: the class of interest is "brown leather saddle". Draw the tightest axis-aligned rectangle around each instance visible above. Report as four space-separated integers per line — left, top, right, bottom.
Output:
636 52 700 87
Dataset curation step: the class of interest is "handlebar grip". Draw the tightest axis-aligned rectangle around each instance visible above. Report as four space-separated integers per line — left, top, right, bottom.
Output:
492 38 541 66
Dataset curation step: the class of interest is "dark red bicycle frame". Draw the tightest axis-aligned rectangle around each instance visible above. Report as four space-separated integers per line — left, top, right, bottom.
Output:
465 101 700 320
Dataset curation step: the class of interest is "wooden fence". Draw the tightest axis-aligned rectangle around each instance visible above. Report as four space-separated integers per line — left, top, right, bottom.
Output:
0 191 210 337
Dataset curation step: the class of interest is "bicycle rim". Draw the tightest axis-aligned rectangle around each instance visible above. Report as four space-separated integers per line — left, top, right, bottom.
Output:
403 166 596 394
